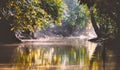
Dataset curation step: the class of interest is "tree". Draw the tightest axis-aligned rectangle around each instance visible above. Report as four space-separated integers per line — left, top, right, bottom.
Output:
61 0 89 36
78 0 101 38
0 0 66 43
78 0 120 41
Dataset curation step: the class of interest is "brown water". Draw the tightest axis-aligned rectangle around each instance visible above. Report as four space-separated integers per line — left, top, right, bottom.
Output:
0 38 120 70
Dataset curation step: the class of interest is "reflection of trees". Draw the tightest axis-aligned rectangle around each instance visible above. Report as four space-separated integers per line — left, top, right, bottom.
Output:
13 45 90 68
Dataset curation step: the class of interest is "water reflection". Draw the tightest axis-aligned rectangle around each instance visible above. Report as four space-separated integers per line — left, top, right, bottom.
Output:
14 45 89 66
0 39 120 70
1 39 114 70
10 40 97 70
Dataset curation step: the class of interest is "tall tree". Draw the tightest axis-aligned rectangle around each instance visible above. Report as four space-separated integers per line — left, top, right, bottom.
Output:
78 0 101 38
0 0 66 43
78 0 120 40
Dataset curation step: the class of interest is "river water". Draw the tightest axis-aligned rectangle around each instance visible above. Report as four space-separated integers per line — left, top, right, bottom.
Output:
0 38 120 70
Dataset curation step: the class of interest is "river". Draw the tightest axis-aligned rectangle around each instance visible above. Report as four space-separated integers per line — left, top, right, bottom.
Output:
0 38 120 70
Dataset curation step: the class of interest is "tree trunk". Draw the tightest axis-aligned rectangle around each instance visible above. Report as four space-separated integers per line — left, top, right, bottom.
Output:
90 9 101 38
0 18 21 44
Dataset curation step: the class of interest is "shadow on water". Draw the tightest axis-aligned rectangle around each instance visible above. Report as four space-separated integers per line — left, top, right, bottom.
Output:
0 39 120 70
0 45 17 63
89 40 120 70
103 41 120 70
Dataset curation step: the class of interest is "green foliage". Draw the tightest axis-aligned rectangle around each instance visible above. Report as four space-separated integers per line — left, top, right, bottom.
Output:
0 0 66 32
63 0 89 28
41 0 66 24
93 0 119 38
78 0 120 39
94 12 117 38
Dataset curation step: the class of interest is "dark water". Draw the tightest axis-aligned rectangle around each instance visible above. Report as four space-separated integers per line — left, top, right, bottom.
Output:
0 39 120 70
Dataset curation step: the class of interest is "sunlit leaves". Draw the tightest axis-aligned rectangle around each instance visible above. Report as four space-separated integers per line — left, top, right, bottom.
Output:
41 0 66 25
0 0 65 32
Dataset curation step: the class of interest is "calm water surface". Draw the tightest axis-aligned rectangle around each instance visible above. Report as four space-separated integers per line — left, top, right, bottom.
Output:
0 38 120 70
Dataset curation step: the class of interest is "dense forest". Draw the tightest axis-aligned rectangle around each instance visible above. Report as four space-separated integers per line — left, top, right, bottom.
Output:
79 0 120 42
0 0 65 43
0 0 120 43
